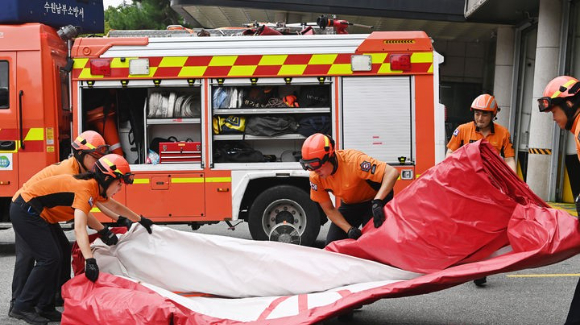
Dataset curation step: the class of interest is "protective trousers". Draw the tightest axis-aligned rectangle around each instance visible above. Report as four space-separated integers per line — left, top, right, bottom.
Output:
565 194 580 325
11 223 71 309
325 189 393 246
10 201 62 312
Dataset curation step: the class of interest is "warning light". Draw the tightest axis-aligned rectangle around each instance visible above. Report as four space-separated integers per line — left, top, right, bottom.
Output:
89 59 112 76
390 54 411 71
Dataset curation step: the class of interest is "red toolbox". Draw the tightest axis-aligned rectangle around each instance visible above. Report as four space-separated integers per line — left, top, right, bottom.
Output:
159 142 201 164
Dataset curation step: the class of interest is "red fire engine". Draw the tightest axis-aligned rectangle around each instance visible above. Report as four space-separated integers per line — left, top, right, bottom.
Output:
0 20 444 245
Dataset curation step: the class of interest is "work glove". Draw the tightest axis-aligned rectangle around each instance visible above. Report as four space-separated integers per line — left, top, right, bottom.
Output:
576 194 580 225
139 215 153 234
97 226 118 246
116 216 133 230
371 199 386 228
347 227 362 240
85 258 99 282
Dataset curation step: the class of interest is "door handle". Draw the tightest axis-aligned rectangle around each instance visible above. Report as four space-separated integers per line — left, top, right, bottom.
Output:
18 90 24 150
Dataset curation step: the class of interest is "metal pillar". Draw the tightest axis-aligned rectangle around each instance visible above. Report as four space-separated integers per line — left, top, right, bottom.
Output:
526 0 563 201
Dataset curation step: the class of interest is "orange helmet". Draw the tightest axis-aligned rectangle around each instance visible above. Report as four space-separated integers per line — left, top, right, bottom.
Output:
94 154 134 186
300 133 335 171
538 76 580 112
72 130 109 158
470 94 498 115
283 95 299 108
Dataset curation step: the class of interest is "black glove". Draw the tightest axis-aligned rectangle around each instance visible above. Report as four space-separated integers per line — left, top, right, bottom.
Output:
576 194 580 222
116 216 133 230
371 199 386 228
347 227 362 240
85 258 99 282
97 226 118 246
139 216 153 234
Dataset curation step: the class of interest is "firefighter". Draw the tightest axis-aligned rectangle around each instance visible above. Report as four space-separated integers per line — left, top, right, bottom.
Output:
446 94 517 172
536 76 580 325
300 133 399 245
9 154 135 325
446 94 516 288
9 131 153 322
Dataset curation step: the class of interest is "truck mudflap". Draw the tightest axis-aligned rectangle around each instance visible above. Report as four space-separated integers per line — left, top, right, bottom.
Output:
62 140 580 324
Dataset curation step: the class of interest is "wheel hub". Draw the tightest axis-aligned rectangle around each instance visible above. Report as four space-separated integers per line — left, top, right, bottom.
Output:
275 210 295 224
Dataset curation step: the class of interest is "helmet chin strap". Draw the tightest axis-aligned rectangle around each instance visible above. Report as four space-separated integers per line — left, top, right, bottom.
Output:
564 97 580 130
329 155 338 175
95 174 114 199
73 151 90 172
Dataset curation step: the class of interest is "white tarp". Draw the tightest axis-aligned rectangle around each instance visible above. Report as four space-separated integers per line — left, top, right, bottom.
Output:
92 225 421 299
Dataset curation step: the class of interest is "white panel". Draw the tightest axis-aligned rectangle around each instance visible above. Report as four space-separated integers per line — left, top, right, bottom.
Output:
102 34 367 57
342 77 412 164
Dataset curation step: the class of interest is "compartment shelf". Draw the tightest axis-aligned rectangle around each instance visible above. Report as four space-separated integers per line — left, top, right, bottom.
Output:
214 134 306 140
146 118 201 124
213 108 330 115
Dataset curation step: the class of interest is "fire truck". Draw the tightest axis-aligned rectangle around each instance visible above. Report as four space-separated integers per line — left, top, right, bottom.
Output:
0 21 444 246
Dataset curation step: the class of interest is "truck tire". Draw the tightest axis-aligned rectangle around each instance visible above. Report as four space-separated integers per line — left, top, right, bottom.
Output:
248 185 320 246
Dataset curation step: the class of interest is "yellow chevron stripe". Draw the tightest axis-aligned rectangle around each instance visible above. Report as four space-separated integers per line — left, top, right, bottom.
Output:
110 57 133 68
259 55 287 65
73 58 89 69
171 178 204 184
328 64 353 75
411 52 433 63
90 207 101 213
228 65 257 76
377 63 394 74
133 179 150 184
209 56 237 67
24 128 44 141
159 56 188 67
178 66 207 77
369 53 387 64
147 67 158 77
79 68 103 79
309 54 337 65
205 177 232 183
278 65 307 75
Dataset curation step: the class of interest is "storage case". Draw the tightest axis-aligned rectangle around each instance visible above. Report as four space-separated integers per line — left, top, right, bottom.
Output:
159 142 201 164
0 0 104 33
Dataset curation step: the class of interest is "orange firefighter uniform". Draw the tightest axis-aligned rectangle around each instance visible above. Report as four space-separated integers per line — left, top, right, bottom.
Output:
447 122 515 158
309 149 387 204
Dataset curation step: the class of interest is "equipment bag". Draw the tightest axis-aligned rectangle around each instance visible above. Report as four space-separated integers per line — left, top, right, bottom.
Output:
213 116 246 134
298 86 330 107
242 87 277 108
245 116 298 136
213 141 266 163
297 115 331 137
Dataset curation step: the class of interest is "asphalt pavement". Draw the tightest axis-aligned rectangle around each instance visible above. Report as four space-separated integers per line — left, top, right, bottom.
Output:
0 222 579 325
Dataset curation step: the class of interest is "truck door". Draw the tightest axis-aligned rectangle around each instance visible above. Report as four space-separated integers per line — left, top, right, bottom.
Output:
0 53 20 196
342 76 413 164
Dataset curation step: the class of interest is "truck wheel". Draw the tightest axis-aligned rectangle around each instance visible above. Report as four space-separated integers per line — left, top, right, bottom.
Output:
248 185 320 246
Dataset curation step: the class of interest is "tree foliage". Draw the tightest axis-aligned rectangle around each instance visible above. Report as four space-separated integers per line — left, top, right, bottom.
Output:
104 0 185 32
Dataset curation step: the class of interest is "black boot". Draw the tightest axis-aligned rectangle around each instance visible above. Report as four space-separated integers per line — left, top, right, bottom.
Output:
9 307 49 325
35 307 62 322
474 276 487 287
